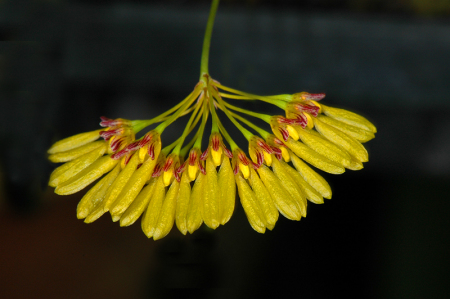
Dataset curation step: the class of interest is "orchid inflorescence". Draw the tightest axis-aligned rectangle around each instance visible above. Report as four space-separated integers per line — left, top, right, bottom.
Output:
47 0 376 240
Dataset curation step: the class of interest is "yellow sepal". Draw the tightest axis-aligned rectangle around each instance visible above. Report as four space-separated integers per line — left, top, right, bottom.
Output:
281 147 290 162
218 157 236 225
186 173 205 234
141 176 165 238
202 156 220 229
290 151 332 199
188 164 198 181
277 159 324 204
77 163 121 219
48 129 102 154
49 143 107 187
48 140 105 163
295 127 351 168
235 173 266 233
286 125 299 140
271 158 307 217
263 152 273 166
248 168 278 230
257 165 301 221
55 155 118 195
314 117 368 163
285 138 345 174
321 104 377 133
120 177 158 227
153 180 180 240
175 172 191 235
102 153 140 211
211 147 223 166
110 155 158 217
239 163 250 179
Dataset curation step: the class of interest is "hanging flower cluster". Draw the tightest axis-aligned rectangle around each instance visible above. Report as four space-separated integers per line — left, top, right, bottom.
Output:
48 76 376 239
47 0 376 240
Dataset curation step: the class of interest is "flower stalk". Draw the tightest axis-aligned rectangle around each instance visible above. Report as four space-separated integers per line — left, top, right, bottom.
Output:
47 0 377 240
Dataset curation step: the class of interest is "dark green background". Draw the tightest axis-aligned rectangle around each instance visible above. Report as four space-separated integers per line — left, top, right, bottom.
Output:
1 0 449 298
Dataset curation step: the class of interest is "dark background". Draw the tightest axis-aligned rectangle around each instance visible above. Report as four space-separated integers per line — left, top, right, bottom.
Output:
1 0 449 298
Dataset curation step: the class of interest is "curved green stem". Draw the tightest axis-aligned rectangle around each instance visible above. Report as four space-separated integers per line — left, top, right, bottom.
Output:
193 98 210 149
228 111 271 140
200 0 220 81
222 101 271 123
172 97 204 155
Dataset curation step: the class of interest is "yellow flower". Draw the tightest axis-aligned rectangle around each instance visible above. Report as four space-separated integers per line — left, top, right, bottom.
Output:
47 1 377 240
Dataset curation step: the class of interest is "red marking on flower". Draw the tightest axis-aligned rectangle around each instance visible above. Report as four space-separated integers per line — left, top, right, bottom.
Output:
277 116 294 124
174 171 181 182
294 102 320 117
238 152 250 165
124 154 133 165
99 117 116 127
224 148 233 158
278 128 289 141
163 157 174 172
124 141 140 152
138 134 152 148
308 93 326 101
100 128 123 141
148 144 155 160
211 135 220 151
152 163 164 178
289 114 308 128
271 147 282 156
110 138 124 152
200 148 209 161
176 161 187 175
272 137 284 147
233 164 239 175
136 163 143 170
255 152 264 168
189 150 198 166
274 151 282 160
199 162 206 175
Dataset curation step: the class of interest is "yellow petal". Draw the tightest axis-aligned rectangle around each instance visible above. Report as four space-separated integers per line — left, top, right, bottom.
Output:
235 173 266 233
281 147 290 162
321 104 377 133
48 140 105 163
175 172 191 235
285 138 345 174
186 173 204 234
263 151 273 166
84 202 108 223
55 155 118 195
346 157 364 170
317 115 374 143
295 127 351 168
248 168 278 230
120 177 158 227
49 143 107 187
286 125 299 140
188 164 198 181
239 163 250 179
277 159 323 204
48 129 102 154
314 117 368 163
110 156 158 217
77 163 121 219
141 176 165 238
290 152 332 199
257 165 301 221
218 157 236 225
102 153 140 211
202 156 220 229
211 147 223 166
153 180 180 240
271 158 307 217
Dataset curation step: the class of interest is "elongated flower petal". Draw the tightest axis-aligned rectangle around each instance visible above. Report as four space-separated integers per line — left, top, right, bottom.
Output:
175 172 191 235
218 157 236 225
49 143 107 187
271 158 307 217
77 163 121 219
48 140 105 163
277 159 324 204
186 173 204 234
285 138 345 174
153 180 180 240
55 155 118 195
257 165 301 221
289 152 332 199
316 115 374 143
141 176 166 238
110 155 159 217
235 173 266 233
313 117 368 162
248 168 278 230
321 104 377 133
120 177 158 227
48 129 102 154
103 153 140 211
202 156 220 229
295 127 352 168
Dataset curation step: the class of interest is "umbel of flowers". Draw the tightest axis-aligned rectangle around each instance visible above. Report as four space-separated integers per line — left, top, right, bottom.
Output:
47 0 376 240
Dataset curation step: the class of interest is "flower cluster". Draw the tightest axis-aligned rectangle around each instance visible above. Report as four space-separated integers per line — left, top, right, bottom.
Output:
48 75 376 239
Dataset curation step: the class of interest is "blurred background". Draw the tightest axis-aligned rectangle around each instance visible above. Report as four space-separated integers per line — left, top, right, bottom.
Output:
1 0 449 298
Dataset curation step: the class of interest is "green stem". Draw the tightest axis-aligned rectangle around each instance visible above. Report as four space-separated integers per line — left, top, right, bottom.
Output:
172 98 203 155
222 101 271 123
193 99 210 149
229 111 271 140
200 0 220 80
